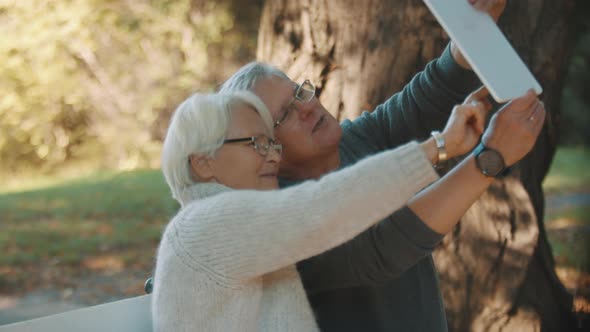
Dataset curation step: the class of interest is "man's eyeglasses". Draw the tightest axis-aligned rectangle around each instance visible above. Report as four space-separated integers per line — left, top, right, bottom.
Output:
274 80 316 129
223 135 282 157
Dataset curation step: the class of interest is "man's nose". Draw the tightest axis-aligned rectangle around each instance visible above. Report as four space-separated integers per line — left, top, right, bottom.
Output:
296 100 314 120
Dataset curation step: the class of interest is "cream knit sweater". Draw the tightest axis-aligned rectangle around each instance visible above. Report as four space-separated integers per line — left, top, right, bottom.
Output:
151 141 438 332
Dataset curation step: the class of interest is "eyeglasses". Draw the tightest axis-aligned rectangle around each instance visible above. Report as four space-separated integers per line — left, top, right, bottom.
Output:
223 135 282 157
273 80 316 129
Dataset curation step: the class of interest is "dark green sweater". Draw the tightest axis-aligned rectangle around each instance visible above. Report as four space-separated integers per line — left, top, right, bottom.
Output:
290 46 480 331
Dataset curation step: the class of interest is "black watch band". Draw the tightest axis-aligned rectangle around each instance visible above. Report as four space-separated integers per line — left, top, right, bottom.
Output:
473 143 510 178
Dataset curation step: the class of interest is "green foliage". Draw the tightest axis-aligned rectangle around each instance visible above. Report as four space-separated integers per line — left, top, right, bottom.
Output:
0 0 256 172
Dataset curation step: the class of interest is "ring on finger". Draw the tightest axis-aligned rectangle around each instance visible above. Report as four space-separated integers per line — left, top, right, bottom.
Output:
529 110 537 122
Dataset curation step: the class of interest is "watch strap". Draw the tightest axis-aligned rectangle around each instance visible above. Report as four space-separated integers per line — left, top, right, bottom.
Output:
473 142 510 178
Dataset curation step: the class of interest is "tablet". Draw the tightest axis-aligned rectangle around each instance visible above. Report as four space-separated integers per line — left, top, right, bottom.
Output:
423 0 542 102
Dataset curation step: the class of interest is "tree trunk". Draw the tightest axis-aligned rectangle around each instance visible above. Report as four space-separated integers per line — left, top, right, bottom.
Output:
257 0 579 331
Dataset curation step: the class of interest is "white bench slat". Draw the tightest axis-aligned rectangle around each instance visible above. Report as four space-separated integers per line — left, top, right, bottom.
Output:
0 295 152 332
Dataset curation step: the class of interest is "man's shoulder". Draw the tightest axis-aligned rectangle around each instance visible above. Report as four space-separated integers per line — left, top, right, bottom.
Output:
339 118 386 164
339 116 374 147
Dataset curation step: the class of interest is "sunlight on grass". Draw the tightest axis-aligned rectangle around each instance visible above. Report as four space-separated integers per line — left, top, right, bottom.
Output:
0 169 178 271
543 146 590 193
0 162 118 194
543 146 590 272
547 205 590 228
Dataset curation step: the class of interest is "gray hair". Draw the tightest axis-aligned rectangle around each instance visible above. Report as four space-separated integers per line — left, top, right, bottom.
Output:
219 61 289 93
161 91 273 202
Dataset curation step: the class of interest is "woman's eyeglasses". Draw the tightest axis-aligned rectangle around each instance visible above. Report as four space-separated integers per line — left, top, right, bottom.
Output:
223 135 282 157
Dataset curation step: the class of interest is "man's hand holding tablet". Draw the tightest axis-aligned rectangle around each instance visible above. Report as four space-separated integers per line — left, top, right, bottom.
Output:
424 0 543 102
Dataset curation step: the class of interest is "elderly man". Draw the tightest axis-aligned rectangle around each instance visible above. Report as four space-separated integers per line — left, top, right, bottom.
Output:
219 1 544 331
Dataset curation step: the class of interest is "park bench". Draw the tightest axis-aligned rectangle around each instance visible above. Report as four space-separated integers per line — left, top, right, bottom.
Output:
0 294 152 332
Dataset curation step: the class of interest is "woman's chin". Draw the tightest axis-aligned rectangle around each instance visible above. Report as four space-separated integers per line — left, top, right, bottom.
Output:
258 176 279 190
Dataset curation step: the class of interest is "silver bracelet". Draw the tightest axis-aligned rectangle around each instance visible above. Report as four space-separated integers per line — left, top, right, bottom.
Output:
430 130 448 165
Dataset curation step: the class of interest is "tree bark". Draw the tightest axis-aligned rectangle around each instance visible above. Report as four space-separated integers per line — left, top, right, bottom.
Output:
257 0 580 331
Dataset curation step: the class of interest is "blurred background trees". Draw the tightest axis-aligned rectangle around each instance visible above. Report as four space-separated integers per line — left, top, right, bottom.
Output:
0 0 587 176
0 0 262 174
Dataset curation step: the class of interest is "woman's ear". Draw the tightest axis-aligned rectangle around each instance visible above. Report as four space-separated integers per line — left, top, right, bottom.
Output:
189 155 214 181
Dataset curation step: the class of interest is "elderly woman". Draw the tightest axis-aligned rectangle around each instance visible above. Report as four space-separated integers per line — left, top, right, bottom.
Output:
151 90 486 331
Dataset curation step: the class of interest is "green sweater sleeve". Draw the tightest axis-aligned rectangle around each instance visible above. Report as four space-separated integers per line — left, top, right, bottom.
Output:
342 44 481 152
297 206 443 293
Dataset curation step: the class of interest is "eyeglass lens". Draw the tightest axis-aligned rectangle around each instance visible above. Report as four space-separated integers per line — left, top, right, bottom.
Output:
297 81 315 102
254 136 281 156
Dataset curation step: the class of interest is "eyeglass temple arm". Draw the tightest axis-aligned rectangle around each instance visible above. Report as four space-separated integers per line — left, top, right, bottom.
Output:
223 137 255 144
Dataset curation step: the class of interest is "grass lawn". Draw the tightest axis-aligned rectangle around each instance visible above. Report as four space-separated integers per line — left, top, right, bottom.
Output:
0 169 178 293
546 204 590 269
543 146 590 273
543 146 590 194
542 146 590 314
0 145 588 297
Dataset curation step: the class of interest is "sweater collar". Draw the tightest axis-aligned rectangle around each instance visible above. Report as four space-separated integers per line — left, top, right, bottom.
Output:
178 182 231 207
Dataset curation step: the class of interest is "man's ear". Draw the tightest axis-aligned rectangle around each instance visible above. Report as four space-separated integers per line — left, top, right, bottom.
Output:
189 155 214 181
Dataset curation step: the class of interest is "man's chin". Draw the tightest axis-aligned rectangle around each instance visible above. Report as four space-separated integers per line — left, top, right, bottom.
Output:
314 120 342 146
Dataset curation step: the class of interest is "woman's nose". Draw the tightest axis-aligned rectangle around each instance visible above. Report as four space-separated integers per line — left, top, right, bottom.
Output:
266 146 282 163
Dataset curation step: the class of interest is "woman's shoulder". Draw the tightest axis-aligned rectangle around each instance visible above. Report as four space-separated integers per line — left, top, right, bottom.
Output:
177 182 233 205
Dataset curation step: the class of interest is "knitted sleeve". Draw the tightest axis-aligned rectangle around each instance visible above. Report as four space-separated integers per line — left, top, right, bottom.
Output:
341 44 481 153
296 205 444 292
168 141 438 283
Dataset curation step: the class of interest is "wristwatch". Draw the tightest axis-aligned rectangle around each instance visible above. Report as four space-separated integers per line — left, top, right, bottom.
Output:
473 142 509 177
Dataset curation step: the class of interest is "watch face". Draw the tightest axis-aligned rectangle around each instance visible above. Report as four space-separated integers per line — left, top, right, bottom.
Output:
477 150 505 176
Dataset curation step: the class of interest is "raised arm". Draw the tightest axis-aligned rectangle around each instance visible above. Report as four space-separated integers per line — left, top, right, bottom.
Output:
409 90 545 234
298 89 545 292
348 0 506 151
297 205 443 293
168 141 438 282
347 45 480 153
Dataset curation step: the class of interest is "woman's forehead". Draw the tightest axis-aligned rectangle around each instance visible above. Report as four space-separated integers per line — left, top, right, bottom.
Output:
228 104 269 135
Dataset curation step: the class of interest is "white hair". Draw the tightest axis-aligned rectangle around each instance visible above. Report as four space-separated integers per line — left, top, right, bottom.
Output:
218 61 289 93
161 91 273 202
